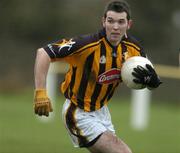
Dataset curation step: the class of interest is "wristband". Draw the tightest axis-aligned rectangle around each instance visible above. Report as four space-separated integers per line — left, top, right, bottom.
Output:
34 89 48 99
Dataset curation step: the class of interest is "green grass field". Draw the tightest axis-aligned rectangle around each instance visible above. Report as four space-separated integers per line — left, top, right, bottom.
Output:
0 90 179 153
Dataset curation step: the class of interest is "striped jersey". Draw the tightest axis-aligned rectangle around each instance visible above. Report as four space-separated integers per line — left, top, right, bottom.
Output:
44 29 146 112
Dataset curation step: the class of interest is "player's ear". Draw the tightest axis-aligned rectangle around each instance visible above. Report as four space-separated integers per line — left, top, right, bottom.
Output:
127 19 133 30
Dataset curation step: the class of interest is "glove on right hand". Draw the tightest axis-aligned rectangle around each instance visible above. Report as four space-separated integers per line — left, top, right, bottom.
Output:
34 89 53 117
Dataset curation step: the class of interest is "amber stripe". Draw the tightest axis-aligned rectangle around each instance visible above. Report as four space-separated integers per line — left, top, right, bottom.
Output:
77 52 95 109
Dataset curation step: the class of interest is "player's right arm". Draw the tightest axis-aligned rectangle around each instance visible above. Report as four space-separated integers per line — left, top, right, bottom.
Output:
34 48 53 117
33 34 97 116
34 48 50 89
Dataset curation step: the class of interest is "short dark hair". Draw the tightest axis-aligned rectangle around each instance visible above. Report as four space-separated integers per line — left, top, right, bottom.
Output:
104 0 131 20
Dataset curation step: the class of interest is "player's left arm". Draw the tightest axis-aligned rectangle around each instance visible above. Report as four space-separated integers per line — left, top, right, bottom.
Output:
132 64 162 89
125 35 162 89
134 48 162 89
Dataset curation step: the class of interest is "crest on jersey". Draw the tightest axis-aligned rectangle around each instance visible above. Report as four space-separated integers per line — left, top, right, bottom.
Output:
97 68 121 84
54 39 76 52
123 52 129 60
99 55 106 64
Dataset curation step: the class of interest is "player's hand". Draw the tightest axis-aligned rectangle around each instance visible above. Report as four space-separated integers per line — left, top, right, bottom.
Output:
132 64 162 88
34 89 53 117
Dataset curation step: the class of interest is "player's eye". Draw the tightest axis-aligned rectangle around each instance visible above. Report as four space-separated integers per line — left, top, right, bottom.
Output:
107 19 114 24
118 20 126 24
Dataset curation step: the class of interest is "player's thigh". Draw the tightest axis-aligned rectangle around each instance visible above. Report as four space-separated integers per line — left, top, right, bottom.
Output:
88 131 132 153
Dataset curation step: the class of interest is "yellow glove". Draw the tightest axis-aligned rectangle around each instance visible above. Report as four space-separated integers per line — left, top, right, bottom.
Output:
34 89 53 117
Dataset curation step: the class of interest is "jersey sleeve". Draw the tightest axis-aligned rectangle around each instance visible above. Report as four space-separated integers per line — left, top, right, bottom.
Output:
43 33 99 60
43 38 79 59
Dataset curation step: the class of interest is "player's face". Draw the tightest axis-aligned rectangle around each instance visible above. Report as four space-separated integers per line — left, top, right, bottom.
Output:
103 11 132 46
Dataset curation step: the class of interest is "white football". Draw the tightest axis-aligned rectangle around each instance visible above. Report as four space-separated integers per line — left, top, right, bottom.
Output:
121 56 153 89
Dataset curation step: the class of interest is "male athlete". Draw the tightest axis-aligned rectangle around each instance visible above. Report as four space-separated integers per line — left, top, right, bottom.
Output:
34 1 161 153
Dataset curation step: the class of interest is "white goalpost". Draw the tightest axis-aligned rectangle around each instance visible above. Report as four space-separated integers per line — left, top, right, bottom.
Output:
130 88 151 130
130 55 180 130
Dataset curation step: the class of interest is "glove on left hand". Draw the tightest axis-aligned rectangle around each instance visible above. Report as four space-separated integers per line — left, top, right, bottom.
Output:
132 64 162 88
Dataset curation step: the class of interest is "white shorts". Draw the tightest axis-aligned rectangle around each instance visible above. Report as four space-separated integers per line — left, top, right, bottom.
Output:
62 99 115 148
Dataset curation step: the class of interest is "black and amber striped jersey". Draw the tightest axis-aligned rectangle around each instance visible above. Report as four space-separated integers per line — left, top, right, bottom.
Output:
44 29 146 112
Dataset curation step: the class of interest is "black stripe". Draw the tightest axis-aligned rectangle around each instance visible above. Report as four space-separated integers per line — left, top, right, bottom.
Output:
64 83 70 99
65 102 77 137
100 84 113 108
112 48 117 68
77 52 95 109
123 41 140 51
121 43 127 63
90 42 106 111
83 134 102 147
64 67 77 99
107 82 119 101
104 48 118 101
100 47 118 107
69 67 77 98
73 43 100 56
64 87 69 99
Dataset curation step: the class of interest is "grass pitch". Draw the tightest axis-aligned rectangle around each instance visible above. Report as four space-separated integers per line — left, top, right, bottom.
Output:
0 90 179 153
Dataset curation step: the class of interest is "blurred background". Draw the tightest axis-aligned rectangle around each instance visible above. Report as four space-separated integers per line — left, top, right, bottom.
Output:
0 0 179 153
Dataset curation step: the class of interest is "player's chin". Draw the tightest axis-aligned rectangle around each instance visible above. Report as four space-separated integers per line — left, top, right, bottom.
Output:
110 38 121 45
110 35 121 42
